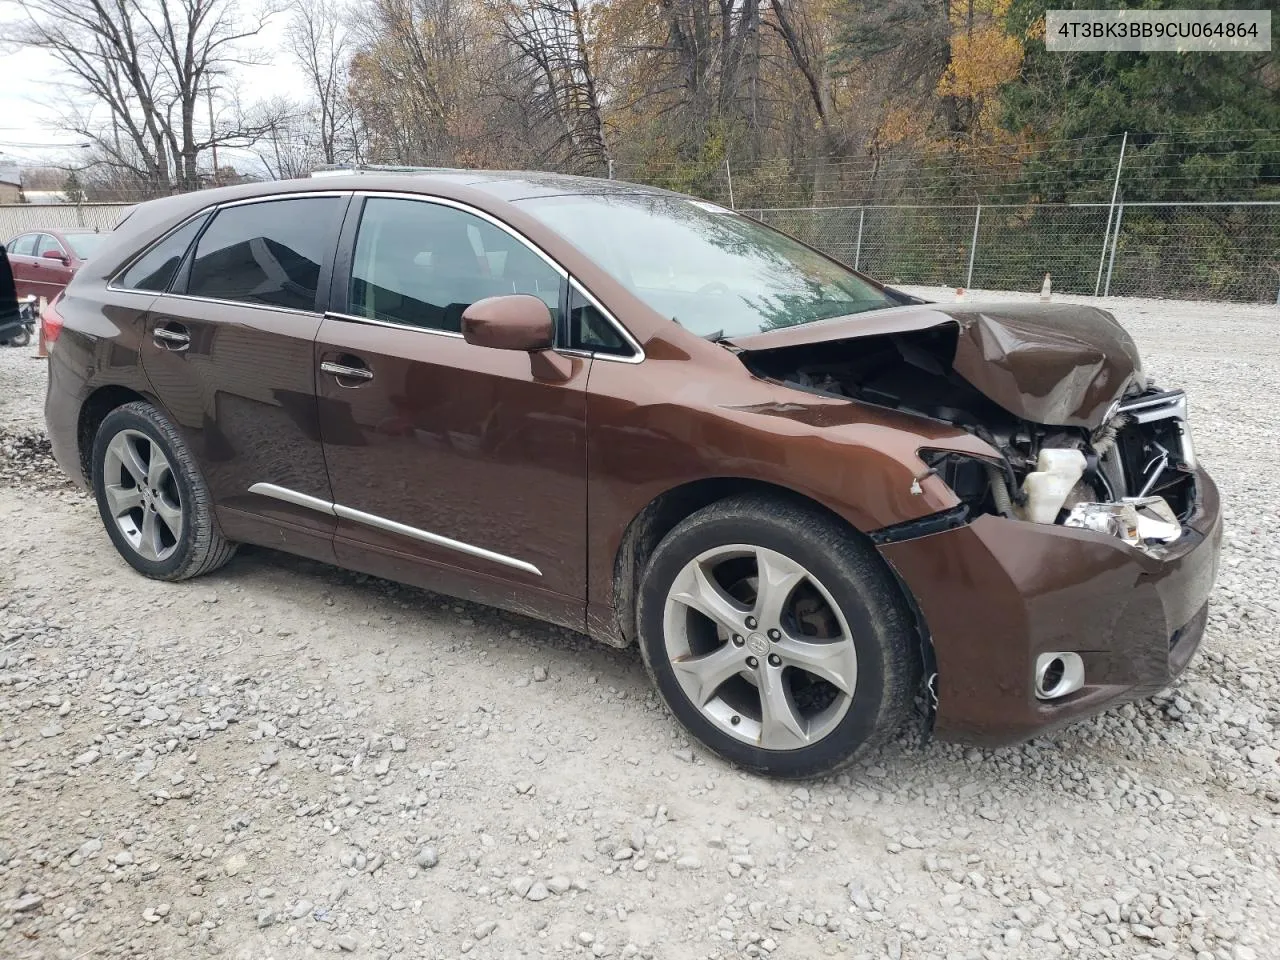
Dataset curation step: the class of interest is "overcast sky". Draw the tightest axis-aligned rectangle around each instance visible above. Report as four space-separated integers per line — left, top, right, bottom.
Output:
0 11 311 173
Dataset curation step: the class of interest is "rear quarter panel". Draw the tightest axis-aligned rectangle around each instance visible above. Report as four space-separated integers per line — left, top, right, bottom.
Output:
44 278 163 486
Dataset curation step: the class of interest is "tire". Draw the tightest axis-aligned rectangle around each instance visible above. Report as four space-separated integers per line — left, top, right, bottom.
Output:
91 401 236 581
636 494 919 778
11 328 30 348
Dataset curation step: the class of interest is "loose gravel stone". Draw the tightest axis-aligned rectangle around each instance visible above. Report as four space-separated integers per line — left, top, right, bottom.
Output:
0 295 1278 957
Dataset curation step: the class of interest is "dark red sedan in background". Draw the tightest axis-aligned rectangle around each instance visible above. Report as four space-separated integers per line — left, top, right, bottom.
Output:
4 228 109 301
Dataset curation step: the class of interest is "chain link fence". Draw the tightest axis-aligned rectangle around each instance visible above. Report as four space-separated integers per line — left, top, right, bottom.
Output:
4 195 1278 304
1105 203 1280 302
744 201 1280 303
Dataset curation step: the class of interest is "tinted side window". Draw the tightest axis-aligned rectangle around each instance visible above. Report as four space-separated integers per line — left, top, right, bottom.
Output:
118 215 209 292
567 286 631 356
7 235 36 257
348 198 563 333
189 198 343 310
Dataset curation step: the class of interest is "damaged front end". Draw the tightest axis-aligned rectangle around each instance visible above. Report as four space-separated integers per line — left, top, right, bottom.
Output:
736 316 1199 557
921 387 1196 558
732 302 1218 745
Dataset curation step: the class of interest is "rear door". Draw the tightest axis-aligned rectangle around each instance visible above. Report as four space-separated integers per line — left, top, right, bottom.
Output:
139 193 350 561
314 194 590 627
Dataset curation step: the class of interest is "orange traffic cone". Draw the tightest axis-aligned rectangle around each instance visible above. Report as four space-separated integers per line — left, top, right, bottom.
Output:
955 287 966 302
32 297 48 359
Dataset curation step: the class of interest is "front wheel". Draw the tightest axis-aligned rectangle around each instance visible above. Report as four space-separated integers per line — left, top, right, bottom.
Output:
636 495 919 778
91 401 236 581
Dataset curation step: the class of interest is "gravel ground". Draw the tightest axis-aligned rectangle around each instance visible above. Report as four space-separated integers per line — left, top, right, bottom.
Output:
1 292 1278 960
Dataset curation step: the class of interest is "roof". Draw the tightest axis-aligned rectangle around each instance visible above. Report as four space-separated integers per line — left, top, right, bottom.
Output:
0 167 21 188
77 170 682 285
244 168 677 203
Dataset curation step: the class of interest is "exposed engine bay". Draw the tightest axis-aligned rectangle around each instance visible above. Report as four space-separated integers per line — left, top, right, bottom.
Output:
740 327 1198 556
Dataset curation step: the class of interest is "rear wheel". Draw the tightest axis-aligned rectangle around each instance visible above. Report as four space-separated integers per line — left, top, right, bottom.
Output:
637 495 918 778
91 402 236 580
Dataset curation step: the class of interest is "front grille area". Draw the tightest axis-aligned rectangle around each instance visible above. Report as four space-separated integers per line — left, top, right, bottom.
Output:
1107 390 1198 520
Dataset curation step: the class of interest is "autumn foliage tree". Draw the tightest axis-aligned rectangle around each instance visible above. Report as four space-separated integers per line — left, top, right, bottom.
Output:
338 0 1276 204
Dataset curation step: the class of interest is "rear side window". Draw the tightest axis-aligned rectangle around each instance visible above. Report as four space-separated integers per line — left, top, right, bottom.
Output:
7 235 36 257
118 215 208 292
188 197 343 311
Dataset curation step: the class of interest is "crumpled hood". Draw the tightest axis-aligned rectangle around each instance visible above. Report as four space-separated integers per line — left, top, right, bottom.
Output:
725 301 1144 428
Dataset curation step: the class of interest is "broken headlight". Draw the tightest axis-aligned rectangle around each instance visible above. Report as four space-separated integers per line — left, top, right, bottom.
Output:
1063 496 1182 554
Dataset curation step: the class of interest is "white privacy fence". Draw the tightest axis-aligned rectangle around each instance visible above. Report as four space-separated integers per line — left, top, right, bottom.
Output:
0 203 134 239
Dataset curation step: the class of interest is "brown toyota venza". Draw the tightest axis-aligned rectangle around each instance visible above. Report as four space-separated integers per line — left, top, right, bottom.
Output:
44 172 1221 777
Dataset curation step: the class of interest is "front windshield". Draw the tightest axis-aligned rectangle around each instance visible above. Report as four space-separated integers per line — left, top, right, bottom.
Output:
65 233 108 260
516 193 895 340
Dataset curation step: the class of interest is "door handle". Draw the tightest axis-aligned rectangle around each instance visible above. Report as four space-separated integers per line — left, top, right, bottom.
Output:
153 321 190 352
321 359 374 383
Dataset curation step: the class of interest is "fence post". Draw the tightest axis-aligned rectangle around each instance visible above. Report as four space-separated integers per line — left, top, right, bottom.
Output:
724 157 735 210
1095 131 1128 296
853 208 865 271
607 158 614 180
1103 203 1124 297
966 204 982 289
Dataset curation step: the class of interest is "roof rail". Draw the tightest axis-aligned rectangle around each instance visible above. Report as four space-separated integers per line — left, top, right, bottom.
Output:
308 164 462 178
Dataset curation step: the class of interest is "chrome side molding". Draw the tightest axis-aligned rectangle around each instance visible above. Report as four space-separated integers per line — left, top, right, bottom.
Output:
331 503 542 576
247 483 541 577
249 482 337 515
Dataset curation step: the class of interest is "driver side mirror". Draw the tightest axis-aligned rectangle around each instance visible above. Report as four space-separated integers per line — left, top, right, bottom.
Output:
42 250 68 265
461 294 554 352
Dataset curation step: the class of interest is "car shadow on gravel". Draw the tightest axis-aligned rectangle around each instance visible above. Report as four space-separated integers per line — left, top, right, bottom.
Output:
212 545 1216 796
215 541 645 666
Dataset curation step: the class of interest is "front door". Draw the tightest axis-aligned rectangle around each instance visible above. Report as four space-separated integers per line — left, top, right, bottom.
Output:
33 235 74 296
6 234 41 301
315 195 589 628
139 194 349 560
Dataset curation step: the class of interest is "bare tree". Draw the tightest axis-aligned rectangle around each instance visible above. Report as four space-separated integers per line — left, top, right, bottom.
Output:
489 0 612 175
8 0 283 193
645 0 762 145
249 98 326 179
349 0 498 165
285 0 355 166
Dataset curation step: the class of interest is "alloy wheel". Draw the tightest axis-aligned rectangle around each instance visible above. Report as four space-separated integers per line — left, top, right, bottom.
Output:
661 544 858 750
101 429 183 562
